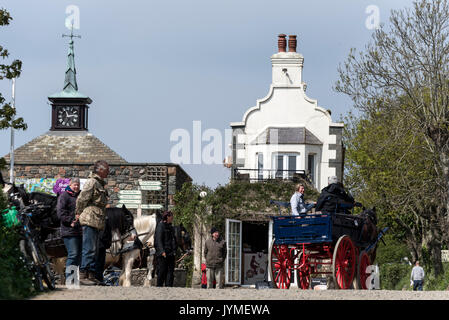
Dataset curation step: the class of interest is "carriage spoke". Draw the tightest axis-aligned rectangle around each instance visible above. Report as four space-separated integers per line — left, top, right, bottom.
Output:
273 245 280 259
275 271 280 283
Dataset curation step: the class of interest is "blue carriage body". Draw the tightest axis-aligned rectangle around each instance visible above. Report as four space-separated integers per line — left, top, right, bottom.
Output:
268 200 389 290
269 199 371 247
271 214 333 245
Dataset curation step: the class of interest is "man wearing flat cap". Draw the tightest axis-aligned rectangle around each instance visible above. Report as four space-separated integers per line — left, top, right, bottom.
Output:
204 227 227 289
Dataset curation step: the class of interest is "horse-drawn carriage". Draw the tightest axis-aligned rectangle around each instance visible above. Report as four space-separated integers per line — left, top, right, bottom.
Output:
268 200 388 290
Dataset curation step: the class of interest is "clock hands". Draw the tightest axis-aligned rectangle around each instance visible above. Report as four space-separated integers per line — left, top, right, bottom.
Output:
57 107 80 127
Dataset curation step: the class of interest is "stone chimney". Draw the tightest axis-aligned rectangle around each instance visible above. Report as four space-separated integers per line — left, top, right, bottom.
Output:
271 34 304 86
278 34 287 52
288 35 297 52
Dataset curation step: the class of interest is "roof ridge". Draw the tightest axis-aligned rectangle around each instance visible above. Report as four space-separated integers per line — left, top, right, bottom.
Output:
3 132 128 164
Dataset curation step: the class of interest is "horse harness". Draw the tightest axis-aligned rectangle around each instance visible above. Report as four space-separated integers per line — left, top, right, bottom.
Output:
109 227 155 260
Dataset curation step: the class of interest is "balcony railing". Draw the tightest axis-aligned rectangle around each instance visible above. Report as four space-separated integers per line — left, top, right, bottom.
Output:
232 168 311 183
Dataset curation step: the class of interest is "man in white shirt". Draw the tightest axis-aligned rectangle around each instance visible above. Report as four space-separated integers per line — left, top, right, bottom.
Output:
290 184 315 216
410 260 425 291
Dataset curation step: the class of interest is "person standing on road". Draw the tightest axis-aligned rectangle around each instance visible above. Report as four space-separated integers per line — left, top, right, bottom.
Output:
155 211 177 287
76 160 110 285
410 260 425 291
56 178 81 283
290 184 315 216
204 227 227 289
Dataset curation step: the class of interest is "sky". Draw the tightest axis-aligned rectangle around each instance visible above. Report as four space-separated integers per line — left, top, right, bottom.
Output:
0 0 414 188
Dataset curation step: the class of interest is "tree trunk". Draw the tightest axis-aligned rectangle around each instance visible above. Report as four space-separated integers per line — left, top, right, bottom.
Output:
422 215 444 277
191 213 209 288
441 151 449 218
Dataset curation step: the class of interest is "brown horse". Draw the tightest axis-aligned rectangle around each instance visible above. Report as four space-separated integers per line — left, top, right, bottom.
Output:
357 207 379 263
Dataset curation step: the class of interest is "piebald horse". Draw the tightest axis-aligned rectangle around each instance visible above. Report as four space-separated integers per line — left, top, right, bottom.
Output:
113 213 192 287
118 214 157 287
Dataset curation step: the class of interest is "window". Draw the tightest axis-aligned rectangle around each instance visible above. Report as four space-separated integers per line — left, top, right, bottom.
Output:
288 155 296 179
273 153 299 179
275 155 284 178
308 154 315 185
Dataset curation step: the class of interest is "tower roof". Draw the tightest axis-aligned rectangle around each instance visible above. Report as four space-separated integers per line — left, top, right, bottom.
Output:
3 131 127 165
48 29 90 100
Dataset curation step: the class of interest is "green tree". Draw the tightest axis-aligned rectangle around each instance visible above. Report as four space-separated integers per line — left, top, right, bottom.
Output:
0 8 26 131
343 108 442 273
0 8 33 299
336 0 449 275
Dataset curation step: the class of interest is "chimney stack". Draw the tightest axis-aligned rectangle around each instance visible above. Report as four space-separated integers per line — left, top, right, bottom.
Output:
278 34 286 52
288 35 297 52
271 33 304 86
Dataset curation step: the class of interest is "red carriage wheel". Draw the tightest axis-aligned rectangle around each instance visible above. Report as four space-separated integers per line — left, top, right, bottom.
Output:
357 251 371 289
296 251 311 290
332 235 356 289
269 239 293 289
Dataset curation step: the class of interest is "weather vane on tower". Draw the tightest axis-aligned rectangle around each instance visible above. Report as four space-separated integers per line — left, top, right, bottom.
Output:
62 23 81 42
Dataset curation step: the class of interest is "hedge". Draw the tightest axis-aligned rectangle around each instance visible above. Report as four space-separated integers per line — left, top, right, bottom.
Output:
0 187 35 299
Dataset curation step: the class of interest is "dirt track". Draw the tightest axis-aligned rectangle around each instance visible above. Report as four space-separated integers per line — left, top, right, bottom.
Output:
31 285 449 300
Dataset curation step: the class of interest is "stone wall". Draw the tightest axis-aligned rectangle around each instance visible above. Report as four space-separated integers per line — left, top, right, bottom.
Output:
2 163 191 215
131 268 187 287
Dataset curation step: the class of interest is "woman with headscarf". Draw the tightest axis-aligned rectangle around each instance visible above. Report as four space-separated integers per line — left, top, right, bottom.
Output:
56 178 82 282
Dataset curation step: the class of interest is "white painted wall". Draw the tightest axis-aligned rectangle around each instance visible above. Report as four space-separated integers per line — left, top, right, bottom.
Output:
231 49 343 191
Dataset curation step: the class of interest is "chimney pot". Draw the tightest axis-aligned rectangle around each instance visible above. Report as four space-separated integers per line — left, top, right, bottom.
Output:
278 34 287 52
288 35 297 52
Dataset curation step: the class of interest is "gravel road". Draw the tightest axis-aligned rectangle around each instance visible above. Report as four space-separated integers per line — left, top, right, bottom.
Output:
31 285 449 300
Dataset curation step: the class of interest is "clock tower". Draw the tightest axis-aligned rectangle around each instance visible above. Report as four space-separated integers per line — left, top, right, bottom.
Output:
48 29 91 131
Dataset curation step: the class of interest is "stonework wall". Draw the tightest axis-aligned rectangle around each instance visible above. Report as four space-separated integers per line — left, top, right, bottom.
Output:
2 163 191 215
131 268 187 287
328 126 344 184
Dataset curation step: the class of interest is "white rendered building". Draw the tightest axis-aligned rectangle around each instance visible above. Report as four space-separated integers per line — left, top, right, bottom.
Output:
230 34 344 191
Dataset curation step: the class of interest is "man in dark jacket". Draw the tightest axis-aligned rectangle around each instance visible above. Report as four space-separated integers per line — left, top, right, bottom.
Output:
204 227 227 289
56 178 81 282
315 176 359 214
154 211 177 287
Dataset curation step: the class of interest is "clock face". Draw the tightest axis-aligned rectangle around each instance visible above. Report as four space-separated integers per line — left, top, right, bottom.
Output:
57 106 80 128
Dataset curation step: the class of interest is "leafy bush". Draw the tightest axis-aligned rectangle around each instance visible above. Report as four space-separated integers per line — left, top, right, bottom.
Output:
375 234 411 265
183 254 194 288
423 263 449 291
380 262 449 291
0 187 35 299
380 263 411 290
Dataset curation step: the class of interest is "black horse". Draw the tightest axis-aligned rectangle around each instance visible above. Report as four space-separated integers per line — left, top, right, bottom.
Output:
3 182 60 243
357 207 379 262
4 183 31 208
29 192 60 242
